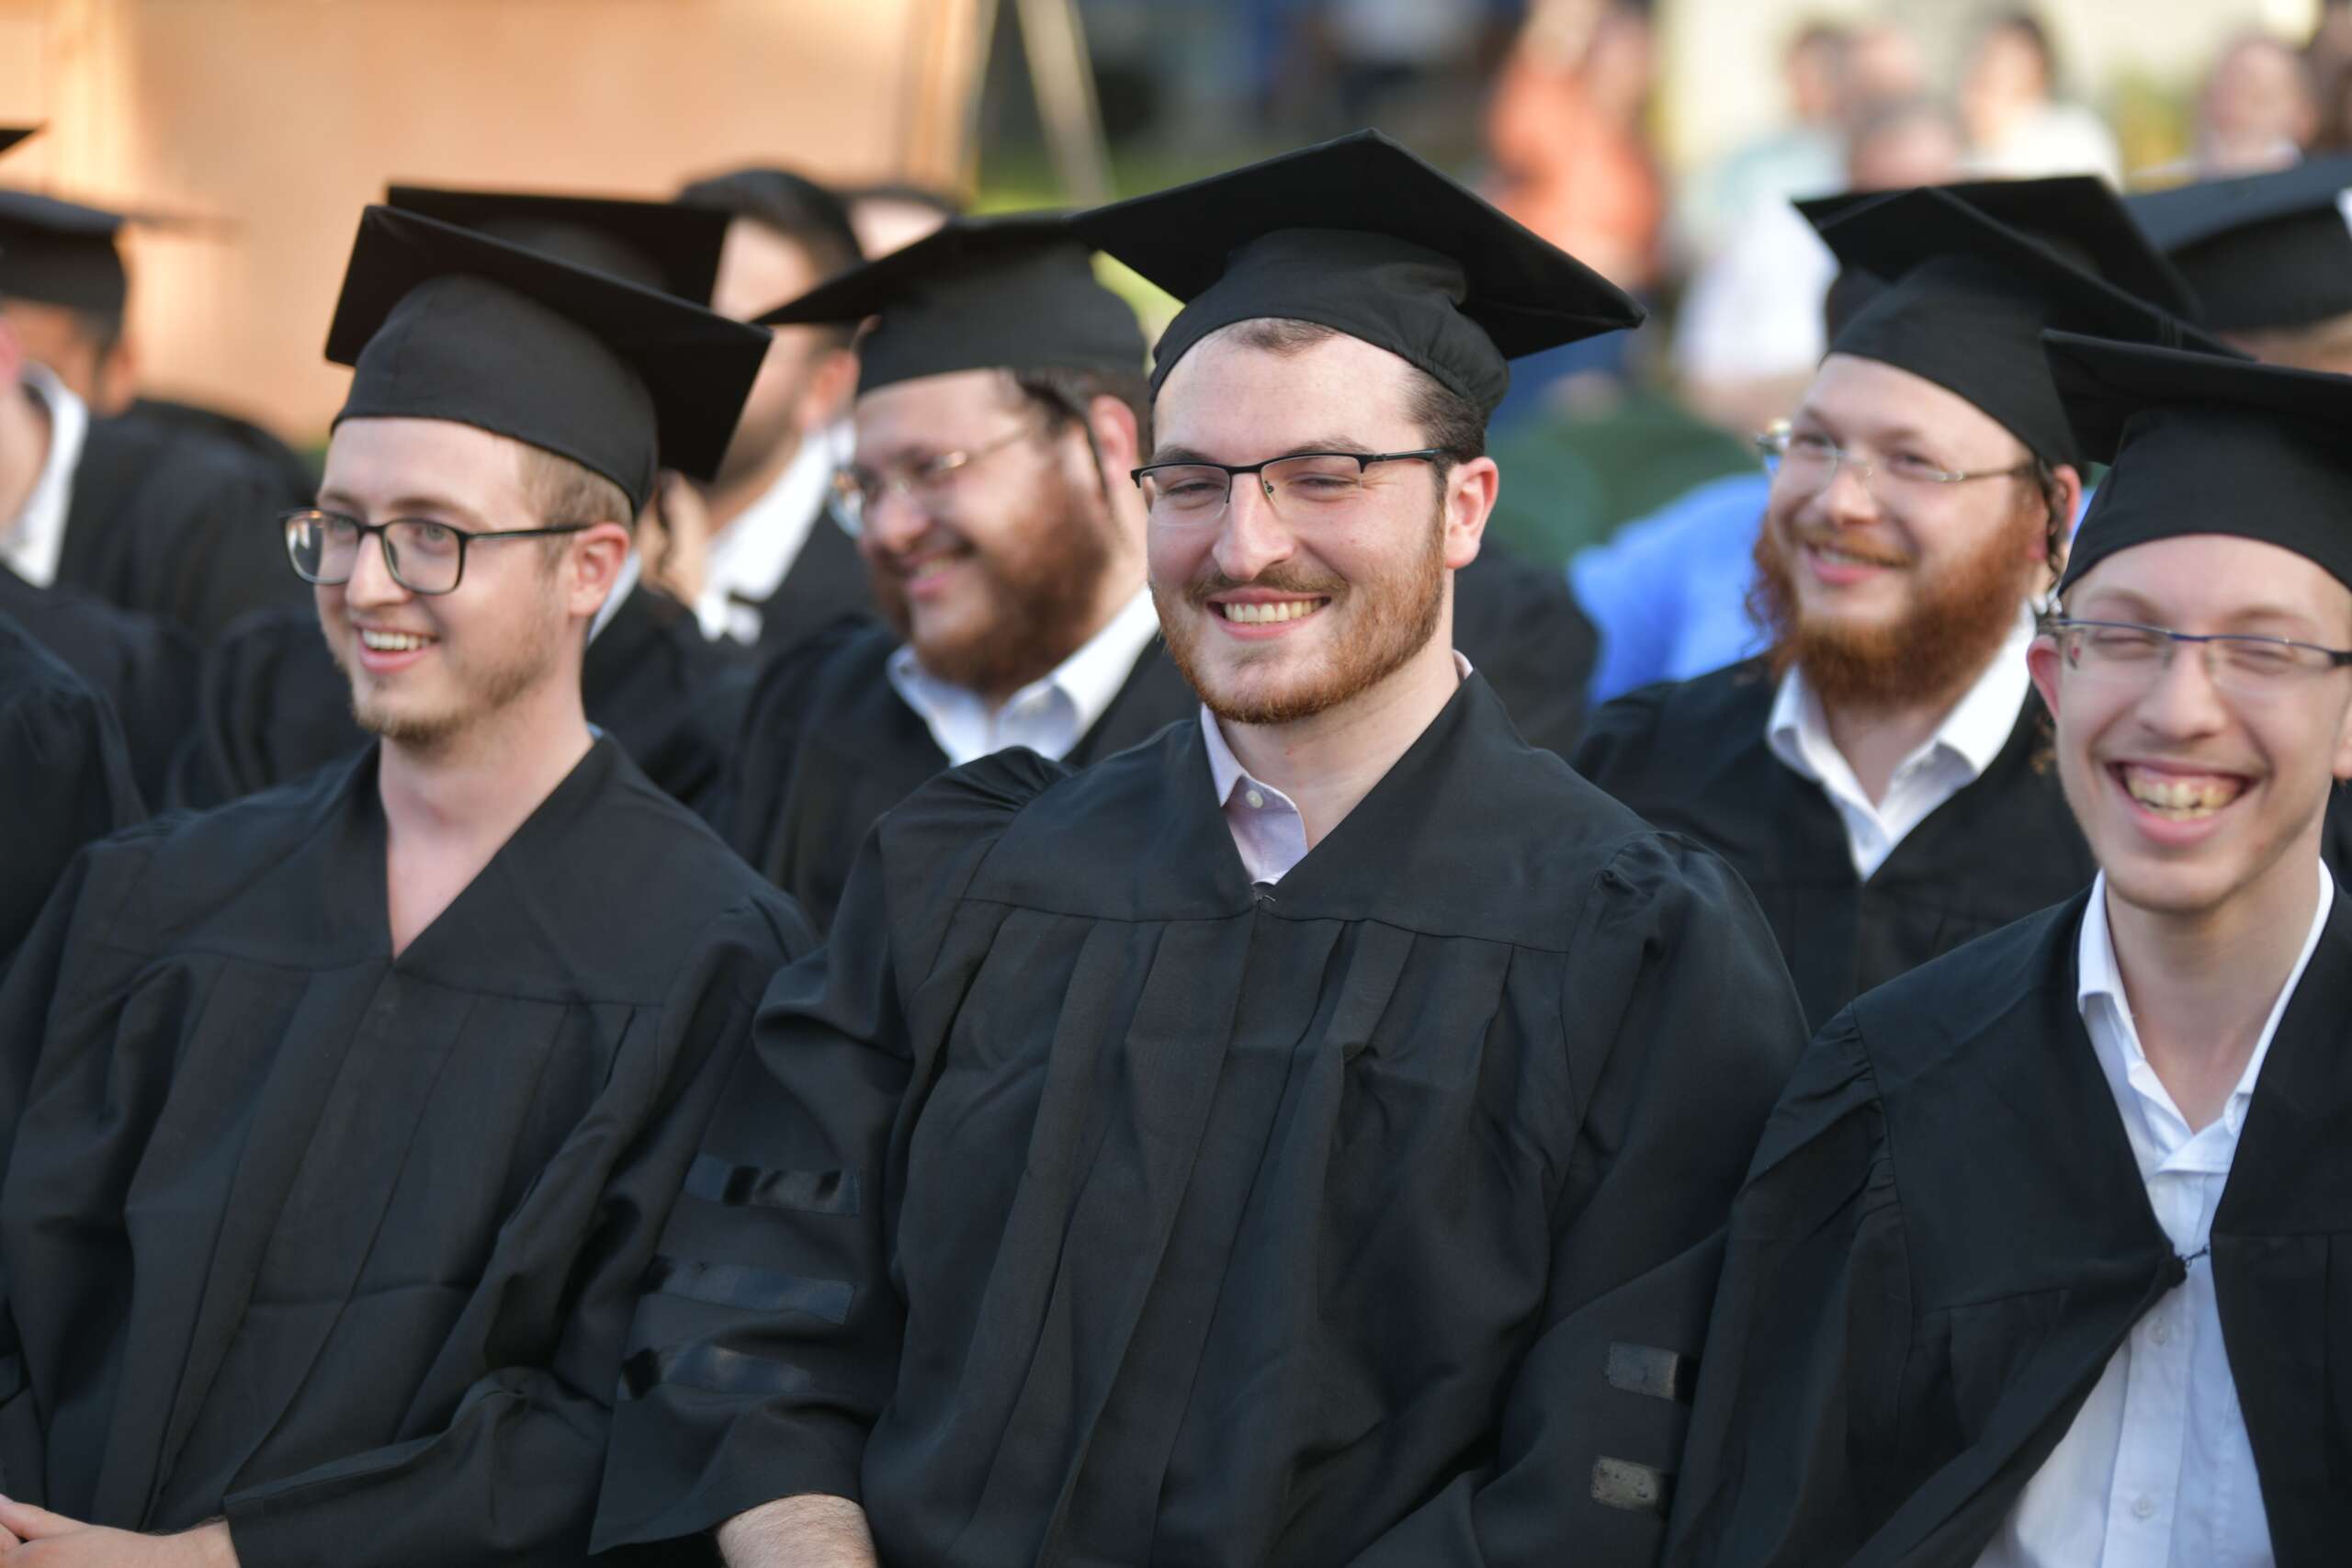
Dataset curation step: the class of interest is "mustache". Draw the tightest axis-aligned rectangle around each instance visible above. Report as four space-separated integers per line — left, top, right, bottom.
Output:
1181 566 1349 604
1784 519 1912 568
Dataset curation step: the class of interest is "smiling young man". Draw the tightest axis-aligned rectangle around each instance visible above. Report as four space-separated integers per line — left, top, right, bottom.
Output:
1665 333 2352 1566
0 207 809 1568
1575 180 2219 1027
594 130 1807 1568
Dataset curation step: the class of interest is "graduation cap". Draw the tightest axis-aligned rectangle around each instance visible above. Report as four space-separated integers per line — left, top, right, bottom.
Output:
1807 182 2224 467
1070 129 1645 417
0 190 135 315
756 211 1142 394
384 184 729 305
2125 157 2352 333
0 128 37 158
326 205 769 511
2047 330 2352 597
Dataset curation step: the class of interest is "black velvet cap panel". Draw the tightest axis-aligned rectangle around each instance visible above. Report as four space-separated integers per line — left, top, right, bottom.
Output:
1070 130 1645 416
2048 330 2352 597
2127 157 2352 333
0 190 128 314
384 184 730 305
1810 186 2228 466
757 212 1144 392
325 206 768 509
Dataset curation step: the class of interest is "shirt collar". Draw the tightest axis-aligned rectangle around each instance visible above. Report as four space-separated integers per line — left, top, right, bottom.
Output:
1203 649 1475 807
1767 603 2037 784
2077 860 2335 1141
693 420 850 640
1 362 90 590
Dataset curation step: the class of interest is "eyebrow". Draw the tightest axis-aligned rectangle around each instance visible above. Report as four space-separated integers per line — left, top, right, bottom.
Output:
316 490 495 531
1792 408 1937 447
1144 435 1378 467
2073 588 2329 637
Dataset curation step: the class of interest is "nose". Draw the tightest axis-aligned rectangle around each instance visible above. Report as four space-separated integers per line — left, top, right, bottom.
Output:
2135 639 2230 740
342 528 411 610
862 488 932 555
1209 475 1296 583
1815 454 1883 527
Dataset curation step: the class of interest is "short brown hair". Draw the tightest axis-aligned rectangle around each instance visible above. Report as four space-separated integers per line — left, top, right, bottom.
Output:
515 442 634 536
1193 317 1486 467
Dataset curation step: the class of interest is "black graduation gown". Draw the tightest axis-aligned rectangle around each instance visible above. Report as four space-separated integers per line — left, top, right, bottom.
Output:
166 585 745 814
1572 660 2098 1029
58 408 314 645
0 738 809 1567
0 612 142 964
122 396 319 511
0 565 192 803
595 675 1811 1566
729 504 871 660
1665 887 2352 1567
707 612 1198 931
1452 541 1599 758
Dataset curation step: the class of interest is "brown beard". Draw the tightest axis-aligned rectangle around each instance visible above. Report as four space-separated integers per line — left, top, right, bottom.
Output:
330 579 566 757
869 466 1120 701
1156 503 1448 726
1749 503 2041 713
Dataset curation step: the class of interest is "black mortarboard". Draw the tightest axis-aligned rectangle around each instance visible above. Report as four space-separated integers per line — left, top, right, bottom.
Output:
1071 130 1645 417
326 206 769 511
384 184 729 305
757 212 1143 394
0 129 37 158
1806 182 2222 467
2125 157 2352 333
2048 331 2352 597
0 191 131 315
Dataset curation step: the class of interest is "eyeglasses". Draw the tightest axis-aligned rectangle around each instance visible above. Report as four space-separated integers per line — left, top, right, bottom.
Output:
1757 423 2035 504
283 509 591 596
830 422 1043 536
2043 616 2352 700
1129 448 1448 526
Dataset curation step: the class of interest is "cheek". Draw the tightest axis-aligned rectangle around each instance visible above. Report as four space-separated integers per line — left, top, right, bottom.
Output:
1147 528 1206 587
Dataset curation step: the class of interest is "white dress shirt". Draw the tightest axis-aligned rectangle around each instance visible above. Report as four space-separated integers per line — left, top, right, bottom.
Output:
1202 651 1474 886
1977 862 2332 1568
887 588 1160 768
1767 608 2037 879
0 362 89 589
693 421 850 645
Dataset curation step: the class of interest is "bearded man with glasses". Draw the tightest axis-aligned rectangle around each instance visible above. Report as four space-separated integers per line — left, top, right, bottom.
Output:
1577 178 2227 1029
1666 334 2352 1568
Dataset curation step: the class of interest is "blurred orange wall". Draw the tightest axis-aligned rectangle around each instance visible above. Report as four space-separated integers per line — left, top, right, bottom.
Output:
0 0 981 440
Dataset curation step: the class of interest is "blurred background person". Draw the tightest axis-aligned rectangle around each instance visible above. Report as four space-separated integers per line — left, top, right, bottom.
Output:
2189 30 2321 174
1960 9 2122 181
1672 19 1849 268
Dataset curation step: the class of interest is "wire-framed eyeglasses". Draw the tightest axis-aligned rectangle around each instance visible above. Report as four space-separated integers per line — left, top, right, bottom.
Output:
282 508 591 596
1756 422 2035 502
2043 615 2352 700
829 421 1045 536
1130 448 1448 525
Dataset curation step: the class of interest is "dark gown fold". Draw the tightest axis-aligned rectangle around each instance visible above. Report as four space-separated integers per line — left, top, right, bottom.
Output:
0 612 143 966
1665 887 2352 1566
599 674 1809 1565
0 737 809 1567
1573 660 2098 1028
0 566 190 803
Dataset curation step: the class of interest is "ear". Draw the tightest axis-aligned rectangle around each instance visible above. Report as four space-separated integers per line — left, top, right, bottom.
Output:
92 332 139 419
797 344 861 434
562 520 634 623
0 314 23 387
2039 463 2085 570
2027 630 2065 720
1442 455 1499 571
1083 392 1142 475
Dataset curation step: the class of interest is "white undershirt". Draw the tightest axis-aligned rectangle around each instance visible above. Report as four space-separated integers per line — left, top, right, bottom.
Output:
1977 862 2332 1568
1766 608 2037 879
886 588 1160 768
693 422 850 645
0 362 89 589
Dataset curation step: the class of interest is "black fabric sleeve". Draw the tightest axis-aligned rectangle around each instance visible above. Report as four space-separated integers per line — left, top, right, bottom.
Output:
1342 835 1810 1565
593 750 1066 1552
1565 682 1671 795
1661 1011 1913 1568
215 897 804 1568
698 625 842 866
1451 545 1598 760
0 673 144 969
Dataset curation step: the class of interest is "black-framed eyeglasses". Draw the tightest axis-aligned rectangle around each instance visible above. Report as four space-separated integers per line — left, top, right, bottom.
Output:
829 420 1046 536
282 508 591 596
1130 448 1449 525
2042 615 2352 701
1756 422 2034 502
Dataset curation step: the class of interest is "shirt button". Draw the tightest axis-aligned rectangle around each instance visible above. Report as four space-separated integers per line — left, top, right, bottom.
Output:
2148 1319 2170 1345
2132 1495 2156 1521
1245 789 1265 809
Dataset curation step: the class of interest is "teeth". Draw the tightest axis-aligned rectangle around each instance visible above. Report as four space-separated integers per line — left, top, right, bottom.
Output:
1813 544 1895 568
2122 766 2245 818
1217 600 1321 625
359 629 432 652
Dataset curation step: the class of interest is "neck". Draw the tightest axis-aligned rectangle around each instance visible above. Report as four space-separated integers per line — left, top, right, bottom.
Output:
2105 841 2324 1131
704 428 804 536
1822 677 1976 805
1220 616 1461 849
377 678 594 857
0 379 53 534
